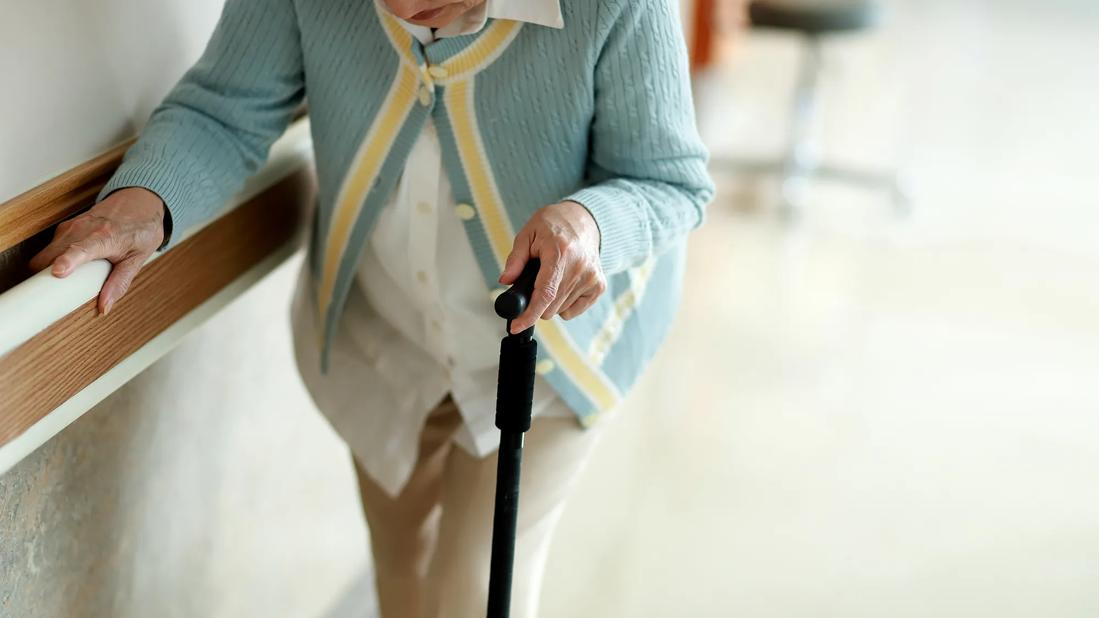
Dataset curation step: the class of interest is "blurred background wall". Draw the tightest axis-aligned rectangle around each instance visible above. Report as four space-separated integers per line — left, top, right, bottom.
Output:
0 1 368 615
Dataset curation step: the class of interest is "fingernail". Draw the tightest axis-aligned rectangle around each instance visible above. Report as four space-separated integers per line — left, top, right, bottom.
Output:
101 297 113 316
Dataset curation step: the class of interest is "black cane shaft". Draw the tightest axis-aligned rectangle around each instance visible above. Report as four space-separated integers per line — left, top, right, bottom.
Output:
487 431 524 618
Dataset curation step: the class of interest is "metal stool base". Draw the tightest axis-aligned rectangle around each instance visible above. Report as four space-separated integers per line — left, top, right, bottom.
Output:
715 34 908 218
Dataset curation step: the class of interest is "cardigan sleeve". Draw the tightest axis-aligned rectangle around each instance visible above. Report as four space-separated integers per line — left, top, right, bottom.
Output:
98 0 305 249
564 0 715 276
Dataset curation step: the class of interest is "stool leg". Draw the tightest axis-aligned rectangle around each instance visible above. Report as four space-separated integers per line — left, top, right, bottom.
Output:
780 35 823 218
709 32 910 218
813 163 912 215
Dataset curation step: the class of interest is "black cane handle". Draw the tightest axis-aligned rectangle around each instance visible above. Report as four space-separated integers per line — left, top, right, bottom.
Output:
494 258 541 320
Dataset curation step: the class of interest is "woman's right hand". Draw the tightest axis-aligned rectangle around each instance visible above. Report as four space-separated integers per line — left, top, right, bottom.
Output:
29 187 167 316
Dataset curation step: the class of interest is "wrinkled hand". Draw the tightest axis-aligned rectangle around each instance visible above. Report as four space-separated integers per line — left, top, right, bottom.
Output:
499 201 606 334
29 187 166 316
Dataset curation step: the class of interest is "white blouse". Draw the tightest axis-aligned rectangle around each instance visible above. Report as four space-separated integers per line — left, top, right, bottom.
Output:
293 0 569 497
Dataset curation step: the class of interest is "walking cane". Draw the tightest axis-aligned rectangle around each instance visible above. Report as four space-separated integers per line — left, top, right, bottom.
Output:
486 258 541 618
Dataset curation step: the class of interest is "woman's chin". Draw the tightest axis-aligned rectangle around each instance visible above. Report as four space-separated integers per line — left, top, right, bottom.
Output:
405 5 461 28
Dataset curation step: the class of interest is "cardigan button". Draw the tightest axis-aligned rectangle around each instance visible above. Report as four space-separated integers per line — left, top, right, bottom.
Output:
418 86 432 107
428 65 449 80
535 359 556 376
454 203 476 220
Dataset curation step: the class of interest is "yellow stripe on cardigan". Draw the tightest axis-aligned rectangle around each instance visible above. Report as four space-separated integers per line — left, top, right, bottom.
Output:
378 10 421 75
446 81 516 260
378 11 522 86
437 20 523 83
317 65 419 328
445 80 621 414
588 257 658 366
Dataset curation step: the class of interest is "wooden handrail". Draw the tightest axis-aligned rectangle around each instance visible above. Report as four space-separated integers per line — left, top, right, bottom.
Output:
0 106 308 256
0 120 315 475
0 139 136 255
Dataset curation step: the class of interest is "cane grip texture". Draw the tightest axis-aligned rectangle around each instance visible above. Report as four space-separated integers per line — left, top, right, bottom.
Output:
496 335 537 433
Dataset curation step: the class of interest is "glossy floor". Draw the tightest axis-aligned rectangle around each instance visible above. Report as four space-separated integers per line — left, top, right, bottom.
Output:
539 1 1099 616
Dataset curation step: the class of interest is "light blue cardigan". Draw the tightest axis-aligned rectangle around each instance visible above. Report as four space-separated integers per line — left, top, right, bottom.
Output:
101 0 715 425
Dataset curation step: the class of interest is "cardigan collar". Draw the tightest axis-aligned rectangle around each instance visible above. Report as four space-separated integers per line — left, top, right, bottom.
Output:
375 1 531 86
440 0 563 38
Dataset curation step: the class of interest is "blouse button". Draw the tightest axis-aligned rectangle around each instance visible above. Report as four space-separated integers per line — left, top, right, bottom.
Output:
454 203 476 221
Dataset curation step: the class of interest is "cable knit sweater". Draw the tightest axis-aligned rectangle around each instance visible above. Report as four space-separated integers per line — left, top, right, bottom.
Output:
100 0 715 424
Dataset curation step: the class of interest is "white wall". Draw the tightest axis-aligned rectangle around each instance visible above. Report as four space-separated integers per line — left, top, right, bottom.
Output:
0 0 226 200
0 2 369 615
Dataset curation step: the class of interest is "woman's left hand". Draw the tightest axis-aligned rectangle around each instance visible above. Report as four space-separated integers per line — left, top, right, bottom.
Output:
500 201 606 334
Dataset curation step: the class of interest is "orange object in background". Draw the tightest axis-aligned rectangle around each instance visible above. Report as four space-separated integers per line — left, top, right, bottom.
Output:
690 0 749 71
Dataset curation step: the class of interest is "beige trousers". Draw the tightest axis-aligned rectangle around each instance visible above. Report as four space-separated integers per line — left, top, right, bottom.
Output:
353 395 604 618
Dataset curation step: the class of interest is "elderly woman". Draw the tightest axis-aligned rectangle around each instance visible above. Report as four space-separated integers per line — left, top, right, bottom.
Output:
31 0 713 615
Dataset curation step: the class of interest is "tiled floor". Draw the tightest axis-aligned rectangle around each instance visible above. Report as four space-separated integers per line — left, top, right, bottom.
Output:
539 1 1099 616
